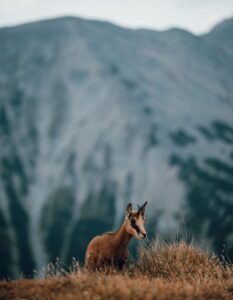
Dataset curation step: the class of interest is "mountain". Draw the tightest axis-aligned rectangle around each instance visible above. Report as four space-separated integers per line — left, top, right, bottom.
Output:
0 16 233 279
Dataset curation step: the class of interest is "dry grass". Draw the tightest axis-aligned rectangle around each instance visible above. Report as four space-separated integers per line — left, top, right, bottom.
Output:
1 240 233 300
134 239 232 282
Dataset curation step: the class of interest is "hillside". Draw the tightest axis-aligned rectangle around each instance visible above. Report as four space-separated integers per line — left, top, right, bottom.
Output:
1 241 233 300
0 16 233 278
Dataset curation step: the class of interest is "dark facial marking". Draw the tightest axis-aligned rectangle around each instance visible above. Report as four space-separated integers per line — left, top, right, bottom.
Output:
130 217 141 234
131 218 136 225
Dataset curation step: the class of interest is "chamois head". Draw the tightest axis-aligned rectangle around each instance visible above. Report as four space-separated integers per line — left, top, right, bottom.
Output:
124 201 148 239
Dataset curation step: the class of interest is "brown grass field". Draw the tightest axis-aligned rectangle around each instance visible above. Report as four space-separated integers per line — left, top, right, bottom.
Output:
1 240 233 300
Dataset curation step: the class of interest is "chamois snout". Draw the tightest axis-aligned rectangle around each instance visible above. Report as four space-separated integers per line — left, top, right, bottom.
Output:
139 231 147 239
125 201 148 240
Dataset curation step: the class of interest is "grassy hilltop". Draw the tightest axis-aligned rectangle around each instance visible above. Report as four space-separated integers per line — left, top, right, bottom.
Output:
1 240 233 300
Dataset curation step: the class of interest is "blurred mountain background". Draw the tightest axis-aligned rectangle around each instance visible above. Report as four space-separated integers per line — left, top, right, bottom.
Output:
0 16 232 279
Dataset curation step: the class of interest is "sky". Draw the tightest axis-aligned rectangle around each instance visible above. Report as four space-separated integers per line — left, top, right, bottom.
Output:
0 0 233 33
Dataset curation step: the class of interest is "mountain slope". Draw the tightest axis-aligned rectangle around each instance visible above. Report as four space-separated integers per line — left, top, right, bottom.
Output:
0 16 233 278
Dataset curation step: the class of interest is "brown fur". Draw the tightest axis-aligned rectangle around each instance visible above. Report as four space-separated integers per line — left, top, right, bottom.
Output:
85 202 147 271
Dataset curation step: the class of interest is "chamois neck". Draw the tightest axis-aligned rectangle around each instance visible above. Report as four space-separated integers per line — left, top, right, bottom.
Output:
114 222 132 249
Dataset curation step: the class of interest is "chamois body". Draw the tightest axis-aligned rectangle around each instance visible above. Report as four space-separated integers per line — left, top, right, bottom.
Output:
85 224 131 270
85 202 148 271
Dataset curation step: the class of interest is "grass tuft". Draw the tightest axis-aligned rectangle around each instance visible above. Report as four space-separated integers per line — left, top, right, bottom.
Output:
134 239 232 282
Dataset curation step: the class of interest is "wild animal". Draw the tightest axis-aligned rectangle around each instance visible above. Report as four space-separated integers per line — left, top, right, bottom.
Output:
85 201 148 271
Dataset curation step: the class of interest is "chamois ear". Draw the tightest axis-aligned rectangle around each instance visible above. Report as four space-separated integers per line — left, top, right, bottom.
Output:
126 203 132 216
140 201 148 216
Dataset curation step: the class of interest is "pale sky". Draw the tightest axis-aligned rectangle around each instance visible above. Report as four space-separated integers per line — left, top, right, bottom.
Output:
0 0 233 33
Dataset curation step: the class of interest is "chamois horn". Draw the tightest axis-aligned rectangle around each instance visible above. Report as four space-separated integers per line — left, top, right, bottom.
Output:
137 201 148 215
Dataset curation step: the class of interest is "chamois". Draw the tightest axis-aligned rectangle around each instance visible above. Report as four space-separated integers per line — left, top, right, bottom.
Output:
85 201 148 271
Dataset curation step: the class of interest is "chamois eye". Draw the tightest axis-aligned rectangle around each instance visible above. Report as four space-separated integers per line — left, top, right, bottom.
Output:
131 218 136 225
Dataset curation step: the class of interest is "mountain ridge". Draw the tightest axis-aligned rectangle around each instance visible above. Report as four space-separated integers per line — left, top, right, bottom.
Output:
2 15 232 35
